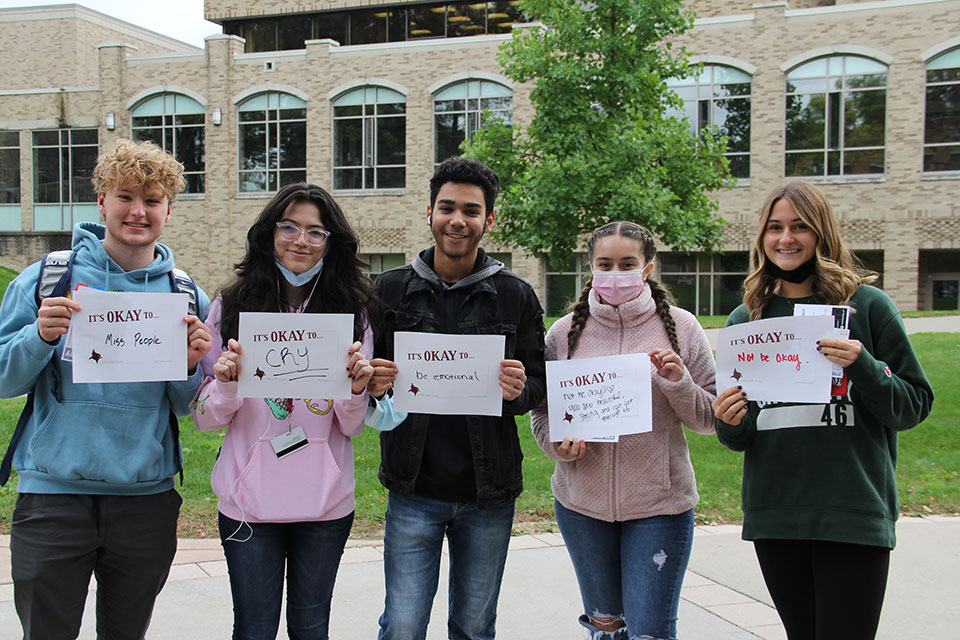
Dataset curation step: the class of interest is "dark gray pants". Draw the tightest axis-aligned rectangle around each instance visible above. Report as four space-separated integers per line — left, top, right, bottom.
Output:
11 490 181 640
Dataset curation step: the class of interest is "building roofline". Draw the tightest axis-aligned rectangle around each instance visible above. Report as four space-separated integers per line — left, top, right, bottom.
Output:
0 3 201 52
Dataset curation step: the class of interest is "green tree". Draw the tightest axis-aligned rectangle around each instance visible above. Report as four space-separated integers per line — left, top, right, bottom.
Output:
463 0 733 265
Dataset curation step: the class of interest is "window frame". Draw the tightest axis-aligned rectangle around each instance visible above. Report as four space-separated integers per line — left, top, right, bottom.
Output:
31 128 99 231
666 64 752 180
784 54 888 179
923 48 960 175
0 130 20 230
237 91 308 194
433 79 513 167
658 252 749 316
543 253 590 318
131 92 206 194
332 86 407 192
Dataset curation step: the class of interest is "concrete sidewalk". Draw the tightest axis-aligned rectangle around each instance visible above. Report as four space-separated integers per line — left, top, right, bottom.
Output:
2 516 958 639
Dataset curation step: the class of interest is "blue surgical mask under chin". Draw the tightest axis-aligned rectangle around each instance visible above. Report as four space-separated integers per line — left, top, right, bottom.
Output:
274 255 324 286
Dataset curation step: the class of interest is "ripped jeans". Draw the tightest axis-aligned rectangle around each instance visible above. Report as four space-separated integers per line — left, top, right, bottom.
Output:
554 501 694 640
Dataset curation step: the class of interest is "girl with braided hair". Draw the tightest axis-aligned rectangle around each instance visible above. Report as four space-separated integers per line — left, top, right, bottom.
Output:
531 221 716 639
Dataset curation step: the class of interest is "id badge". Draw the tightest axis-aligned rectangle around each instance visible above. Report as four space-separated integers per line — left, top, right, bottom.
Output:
271 426 308 459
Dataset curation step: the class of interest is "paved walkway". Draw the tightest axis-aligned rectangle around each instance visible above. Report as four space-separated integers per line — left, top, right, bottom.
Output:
2 516 959 638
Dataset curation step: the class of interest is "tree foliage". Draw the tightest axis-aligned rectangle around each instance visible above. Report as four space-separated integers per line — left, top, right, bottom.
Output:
463 0 733 265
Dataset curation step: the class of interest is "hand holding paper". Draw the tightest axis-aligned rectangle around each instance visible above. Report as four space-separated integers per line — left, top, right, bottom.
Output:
369 358 399 398
214 339 243 383
347 341 374 395
37 296 82 344
817 337 862 368
499 359 526 401
185 315 212 371
712 385 749 427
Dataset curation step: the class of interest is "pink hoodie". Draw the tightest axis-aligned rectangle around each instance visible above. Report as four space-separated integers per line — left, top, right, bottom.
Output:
190 297 370 523
531 286 716 523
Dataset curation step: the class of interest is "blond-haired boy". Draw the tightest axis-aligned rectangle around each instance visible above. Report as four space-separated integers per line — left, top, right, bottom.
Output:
0 139 212 639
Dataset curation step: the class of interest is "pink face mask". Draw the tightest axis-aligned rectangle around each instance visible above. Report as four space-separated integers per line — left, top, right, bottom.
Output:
592 270 644 306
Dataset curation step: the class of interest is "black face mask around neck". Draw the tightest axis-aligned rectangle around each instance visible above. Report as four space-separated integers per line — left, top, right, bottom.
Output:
764 258 817 284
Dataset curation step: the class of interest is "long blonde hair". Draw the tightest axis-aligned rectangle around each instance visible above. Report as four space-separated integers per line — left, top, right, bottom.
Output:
743 181 877 320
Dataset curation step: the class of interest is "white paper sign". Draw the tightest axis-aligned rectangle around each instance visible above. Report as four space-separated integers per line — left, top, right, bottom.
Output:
237 312 353 399
70 289 187 383
715 315 835 403
393 332 505 417
546 353 653 442
794 304 851 396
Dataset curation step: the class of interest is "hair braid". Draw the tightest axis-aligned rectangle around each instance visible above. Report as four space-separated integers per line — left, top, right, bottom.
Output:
648 278 681 355
566 278 593 358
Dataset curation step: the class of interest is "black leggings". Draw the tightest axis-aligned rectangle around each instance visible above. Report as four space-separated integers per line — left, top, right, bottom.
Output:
754 538 890 640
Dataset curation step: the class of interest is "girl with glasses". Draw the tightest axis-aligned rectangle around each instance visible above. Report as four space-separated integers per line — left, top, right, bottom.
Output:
531 221 717 639
190 183 380 639
712 181 933 639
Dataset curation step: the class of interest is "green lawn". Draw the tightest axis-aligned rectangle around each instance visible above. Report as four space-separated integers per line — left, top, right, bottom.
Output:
1 333 956 537
0 266 17 297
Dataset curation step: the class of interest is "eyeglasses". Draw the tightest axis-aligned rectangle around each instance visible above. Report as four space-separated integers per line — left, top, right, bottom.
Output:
275 222 331 246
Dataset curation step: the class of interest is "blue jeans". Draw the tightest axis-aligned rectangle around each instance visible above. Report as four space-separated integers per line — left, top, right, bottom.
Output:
555 500 695 640
219 511 354 640
378 492 515 640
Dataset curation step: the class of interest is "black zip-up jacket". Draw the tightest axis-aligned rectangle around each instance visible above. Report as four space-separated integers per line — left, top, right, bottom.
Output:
374 247 546 509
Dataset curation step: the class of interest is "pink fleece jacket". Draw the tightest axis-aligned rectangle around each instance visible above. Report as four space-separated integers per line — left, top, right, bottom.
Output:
531 286 717 522
190 297 371 523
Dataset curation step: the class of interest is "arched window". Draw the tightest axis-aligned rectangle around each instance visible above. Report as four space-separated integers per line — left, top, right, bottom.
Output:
332 87 406 190
924 48 960 172
433 80 512 166
238 92 307 192
785 55 887 177
132 93 205 194
666 65 752 179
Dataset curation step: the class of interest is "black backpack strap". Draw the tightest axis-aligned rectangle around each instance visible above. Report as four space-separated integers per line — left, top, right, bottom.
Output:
5 251 77 485
35 249 76 306
169 410 184 485
0 393 34 486
169 268 198 317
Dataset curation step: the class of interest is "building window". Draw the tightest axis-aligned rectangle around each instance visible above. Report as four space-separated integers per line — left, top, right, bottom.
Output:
659 252 748 316
131 93 206 194
666 65 752 179
238 92 307 193
222 1 524 51
0 131 20 230
434 80 512 166
924 48 960 172
333 87 406 190
32 128 99 231
544 253 589 317
488 252 512 270
785 55 887 177
359 253 406 279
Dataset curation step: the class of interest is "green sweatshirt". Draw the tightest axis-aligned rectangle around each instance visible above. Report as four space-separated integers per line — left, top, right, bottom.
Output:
716 286 933 549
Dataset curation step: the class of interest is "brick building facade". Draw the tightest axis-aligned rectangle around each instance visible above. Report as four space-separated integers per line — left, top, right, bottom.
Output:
1 1 958 313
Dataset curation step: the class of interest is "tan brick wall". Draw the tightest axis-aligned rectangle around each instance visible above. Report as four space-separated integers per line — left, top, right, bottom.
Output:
673 0 960 309
2 1 958 311
0 8 194 90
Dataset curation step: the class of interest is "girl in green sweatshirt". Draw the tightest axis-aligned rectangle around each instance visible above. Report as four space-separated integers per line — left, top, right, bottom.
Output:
712 181 933 640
